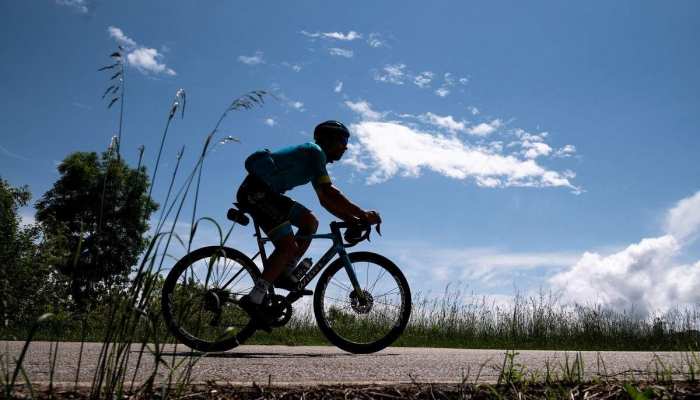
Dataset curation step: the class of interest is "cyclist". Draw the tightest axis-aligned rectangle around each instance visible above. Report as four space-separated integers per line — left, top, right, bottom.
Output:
236 120 381 326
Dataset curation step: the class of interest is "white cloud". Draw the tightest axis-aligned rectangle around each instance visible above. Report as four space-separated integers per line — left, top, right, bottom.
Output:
322 31 362 41
521 141 552 159
56 0 88 14
107 26 176 76
329 48 354 58
108 26 136 48
345 121 579 191
374 64 407 85
344 100 383 121
435 88 450 97
550 190 700 317
265 118 276 127
467 119 502 136
127 48 176 76
553 144 576 158
238 51 265 65
334 81 344 93
282 62 302 72
291 101 304 111
664 190 700 243
367 33 385 48
413 71 434 88
468 106 480 115
420 112 466 134
459 77 469 85
302 30 362 41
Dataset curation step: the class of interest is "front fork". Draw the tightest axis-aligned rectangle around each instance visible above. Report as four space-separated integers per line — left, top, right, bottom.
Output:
338 247 364 296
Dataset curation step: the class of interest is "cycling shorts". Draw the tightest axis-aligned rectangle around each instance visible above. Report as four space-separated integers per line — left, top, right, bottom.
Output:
236 174 309 241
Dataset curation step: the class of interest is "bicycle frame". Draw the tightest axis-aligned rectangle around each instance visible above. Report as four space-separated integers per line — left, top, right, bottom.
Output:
246 219 363 296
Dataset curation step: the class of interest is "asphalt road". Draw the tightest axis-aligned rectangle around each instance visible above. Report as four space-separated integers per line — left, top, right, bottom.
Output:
2 341 695 386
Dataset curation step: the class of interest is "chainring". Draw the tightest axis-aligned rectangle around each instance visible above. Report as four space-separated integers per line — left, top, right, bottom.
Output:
268 294 293 327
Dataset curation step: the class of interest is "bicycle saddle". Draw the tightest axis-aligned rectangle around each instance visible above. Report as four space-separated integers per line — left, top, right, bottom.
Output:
226 203 250 226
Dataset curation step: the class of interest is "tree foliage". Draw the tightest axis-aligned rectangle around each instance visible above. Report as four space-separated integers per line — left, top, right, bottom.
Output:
0 177 52 326
35 151 158 308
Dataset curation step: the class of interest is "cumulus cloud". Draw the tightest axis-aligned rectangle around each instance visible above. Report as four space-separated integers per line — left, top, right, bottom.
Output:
127 48 176 76
107 26 176 76
345 121 579 191
334 81 344 93
265 118 276 127
238 51 265 65
56 0 88 13
467 119 502 136
553 144 576 158
328 48 354 58
344 100 383 121
420 112 466 133
108 26 136 47
665 190 700 243
550 190 700 317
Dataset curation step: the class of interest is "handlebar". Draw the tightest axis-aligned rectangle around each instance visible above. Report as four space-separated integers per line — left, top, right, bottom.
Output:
330 219 382 247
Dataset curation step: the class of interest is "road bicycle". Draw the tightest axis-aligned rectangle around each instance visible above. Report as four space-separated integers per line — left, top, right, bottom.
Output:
161 204 412 354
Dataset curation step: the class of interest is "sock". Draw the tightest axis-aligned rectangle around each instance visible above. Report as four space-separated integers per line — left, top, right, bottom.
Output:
249 279 270 304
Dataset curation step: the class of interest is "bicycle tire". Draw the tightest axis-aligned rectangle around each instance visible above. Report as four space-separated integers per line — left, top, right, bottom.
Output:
161 246 260 352
313 251 412 354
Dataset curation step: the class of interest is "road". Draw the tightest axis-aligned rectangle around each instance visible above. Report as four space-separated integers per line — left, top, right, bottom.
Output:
2 341 695 386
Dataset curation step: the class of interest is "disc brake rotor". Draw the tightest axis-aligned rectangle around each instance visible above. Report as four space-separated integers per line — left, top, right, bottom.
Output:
349 290 373 314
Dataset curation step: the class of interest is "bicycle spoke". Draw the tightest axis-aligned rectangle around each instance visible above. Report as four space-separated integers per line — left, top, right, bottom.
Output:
369 268 387 294
374 287 400 299
329 278 352 293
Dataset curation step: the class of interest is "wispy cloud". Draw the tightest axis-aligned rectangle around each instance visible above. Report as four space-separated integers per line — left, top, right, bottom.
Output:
434 88 450 97
367 33 386 48
334 81 344 93
328 48 354 58
56 0 88 14
107 26 176 76
550 190 700 317
301 30 362 41
420 112 467 133
0 144 30 161
264 118 276 127
282 62 302 72
374 64 407 85
413 71 434 88
238 50 265 65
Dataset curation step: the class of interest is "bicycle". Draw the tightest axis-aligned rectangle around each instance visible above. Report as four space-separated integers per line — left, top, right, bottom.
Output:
161 203 412 354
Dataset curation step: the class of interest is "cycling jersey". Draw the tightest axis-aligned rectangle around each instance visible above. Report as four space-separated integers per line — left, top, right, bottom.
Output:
244 142 332 193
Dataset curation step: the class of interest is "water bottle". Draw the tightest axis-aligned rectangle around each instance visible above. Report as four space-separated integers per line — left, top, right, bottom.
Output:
293 257 313 280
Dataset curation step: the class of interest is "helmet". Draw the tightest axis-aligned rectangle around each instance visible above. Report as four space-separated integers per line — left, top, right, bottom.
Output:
313 120 350 143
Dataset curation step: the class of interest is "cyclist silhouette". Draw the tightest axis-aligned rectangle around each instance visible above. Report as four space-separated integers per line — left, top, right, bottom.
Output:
236 120 381 325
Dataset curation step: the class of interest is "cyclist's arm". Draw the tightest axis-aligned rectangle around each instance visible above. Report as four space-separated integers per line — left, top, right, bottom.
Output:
315 183 365 222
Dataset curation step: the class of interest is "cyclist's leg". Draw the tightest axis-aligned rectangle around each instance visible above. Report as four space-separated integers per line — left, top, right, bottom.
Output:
288 203 318 259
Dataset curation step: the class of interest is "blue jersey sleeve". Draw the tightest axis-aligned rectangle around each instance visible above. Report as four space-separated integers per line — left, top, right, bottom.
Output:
307 143 331 189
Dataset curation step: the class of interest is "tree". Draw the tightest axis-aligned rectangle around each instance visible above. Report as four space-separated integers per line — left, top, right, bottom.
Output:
35 151 158 308
0 177 52 326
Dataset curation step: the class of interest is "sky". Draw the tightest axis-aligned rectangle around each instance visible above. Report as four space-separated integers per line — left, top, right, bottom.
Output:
1 0 700 317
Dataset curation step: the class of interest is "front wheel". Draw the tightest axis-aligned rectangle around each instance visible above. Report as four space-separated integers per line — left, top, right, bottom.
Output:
313 251 412 354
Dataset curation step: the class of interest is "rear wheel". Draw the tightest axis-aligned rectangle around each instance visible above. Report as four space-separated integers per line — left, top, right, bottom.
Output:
161 246 260 352
313 252 411 354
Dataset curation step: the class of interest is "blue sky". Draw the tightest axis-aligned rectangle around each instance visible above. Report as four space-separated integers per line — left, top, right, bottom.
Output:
2 0 700 316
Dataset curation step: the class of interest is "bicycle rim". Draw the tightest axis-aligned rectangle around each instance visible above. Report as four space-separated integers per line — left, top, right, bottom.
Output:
314 251 411 353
